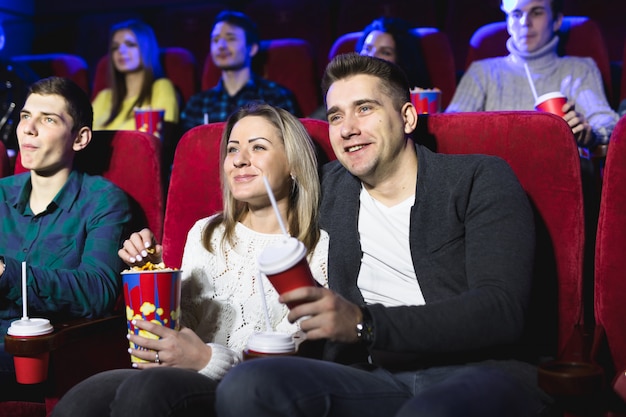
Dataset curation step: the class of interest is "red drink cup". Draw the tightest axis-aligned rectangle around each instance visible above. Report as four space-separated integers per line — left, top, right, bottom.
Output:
242 331 296 360
534 92 567 117
257 237 317 308
121 269 182 363
410 89 442 114
7 318 54 384
134 109 165 139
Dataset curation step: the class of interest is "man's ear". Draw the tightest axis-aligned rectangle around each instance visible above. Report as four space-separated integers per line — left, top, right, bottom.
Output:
552 12 564 33
248 42 259 58
402 102 418 135
72 126 92 151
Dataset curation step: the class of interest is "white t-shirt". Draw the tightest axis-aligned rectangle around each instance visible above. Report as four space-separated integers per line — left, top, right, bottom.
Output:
357 187 425 307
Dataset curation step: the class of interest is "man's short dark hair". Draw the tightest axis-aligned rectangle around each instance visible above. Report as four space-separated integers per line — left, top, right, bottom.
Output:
213 10 260 47
27 76 93 133
322 53 410 111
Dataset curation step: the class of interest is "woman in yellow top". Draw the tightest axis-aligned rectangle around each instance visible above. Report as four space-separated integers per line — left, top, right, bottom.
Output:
93 19 178 130
92 19 180 186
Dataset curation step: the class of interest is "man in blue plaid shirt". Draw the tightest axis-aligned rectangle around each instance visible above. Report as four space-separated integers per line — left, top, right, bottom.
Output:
180 10 301 133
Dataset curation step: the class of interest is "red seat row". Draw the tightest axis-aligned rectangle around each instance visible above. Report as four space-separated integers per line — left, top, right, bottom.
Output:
4 111 626 415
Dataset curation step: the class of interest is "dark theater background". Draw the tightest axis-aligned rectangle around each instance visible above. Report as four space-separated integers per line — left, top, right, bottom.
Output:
1 2 626 416
1 0 624 103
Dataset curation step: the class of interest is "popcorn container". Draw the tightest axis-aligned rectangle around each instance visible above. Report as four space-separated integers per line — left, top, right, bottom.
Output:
121 269 182 363
134 108 165 139
410 89 442 114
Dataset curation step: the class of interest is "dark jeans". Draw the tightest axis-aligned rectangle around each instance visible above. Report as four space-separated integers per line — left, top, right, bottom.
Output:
215 357 554 417
50 367 218 417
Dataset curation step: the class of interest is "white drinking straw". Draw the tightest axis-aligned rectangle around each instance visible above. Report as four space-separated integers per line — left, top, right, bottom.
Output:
262 175 289 237
257 271 273 332
21 261 28 320
523 62 539 102
203 113 209 125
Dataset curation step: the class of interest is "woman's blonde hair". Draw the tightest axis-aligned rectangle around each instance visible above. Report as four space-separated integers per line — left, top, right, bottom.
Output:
202 102 321 253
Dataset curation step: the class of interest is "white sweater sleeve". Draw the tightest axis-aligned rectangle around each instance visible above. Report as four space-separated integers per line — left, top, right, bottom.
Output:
176 219 330 380
197 343 242 381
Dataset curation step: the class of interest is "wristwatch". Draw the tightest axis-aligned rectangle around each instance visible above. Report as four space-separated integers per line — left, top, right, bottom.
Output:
355 305 374 346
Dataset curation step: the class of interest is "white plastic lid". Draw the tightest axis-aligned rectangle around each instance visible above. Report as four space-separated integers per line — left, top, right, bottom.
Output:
534 91 566 106
257 237 306 275
7 318 53 336
246 331 296 353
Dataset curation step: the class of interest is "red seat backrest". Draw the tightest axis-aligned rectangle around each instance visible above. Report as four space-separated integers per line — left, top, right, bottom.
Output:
465 16 614 106
300 118 335 164
201 38 320 117
162 122 223 269
162 118 333 269
327 28 457 109
14 130 164 241
417 111 584 360
92 47 198 105
594 116 626 375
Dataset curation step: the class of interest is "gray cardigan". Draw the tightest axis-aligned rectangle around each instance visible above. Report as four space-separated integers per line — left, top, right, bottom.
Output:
319 144 536 369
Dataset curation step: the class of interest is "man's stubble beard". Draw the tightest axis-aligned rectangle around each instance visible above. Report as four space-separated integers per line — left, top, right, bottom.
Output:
216 60 247 72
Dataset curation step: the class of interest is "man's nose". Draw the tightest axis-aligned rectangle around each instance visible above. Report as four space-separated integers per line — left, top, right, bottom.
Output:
19 118 35 136
340 114 359 139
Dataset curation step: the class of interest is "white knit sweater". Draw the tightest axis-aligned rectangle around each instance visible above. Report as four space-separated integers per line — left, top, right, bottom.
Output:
446 36 618 144
178 216 329 380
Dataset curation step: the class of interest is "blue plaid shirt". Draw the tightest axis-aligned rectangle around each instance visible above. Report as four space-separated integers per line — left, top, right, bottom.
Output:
0 171 132 337
180 74 302 132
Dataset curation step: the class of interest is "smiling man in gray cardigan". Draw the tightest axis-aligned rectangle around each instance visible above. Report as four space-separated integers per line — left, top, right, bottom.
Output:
216 54 553 417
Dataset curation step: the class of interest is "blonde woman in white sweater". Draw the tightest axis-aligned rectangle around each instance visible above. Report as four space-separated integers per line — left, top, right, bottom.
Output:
51 102 328 417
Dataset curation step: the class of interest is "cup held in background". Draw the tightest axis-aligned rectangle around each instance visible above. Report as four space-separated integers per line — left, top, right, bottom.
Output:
410 88 442 114
134 109 165 139
7 318 54 384
535 92 567 117
121 269 182 363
